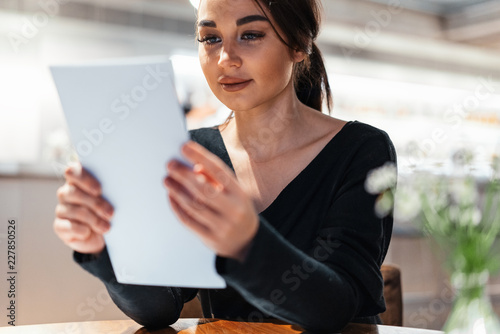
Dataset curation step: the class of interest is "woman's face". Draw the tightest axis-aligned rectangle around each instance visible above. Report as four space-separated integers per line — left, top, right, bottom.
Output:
197 0 303 112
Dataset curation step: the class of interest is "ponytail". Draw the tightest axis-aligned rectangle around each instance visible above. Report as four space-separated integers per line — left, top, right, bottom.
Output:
294 43 332 113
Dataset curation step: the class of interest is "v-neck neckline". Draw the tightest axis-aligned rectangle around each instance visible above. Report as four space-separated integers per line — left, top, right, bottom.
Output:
213 121 354 214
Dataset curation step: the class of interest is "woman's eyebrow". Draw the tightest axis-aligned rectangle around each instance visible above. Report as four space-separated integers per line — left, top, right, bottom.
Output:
236 15 269 26
198 20 216 27
197 15 269 28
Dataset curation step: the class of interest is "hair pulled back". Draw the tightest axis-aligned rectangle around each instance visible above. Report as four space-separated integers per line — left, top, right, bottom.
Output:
253 0 332 112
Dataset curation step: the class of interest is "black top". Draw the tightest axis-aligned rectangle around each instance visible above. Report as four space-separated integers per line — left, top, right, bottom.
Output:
75 121 397 333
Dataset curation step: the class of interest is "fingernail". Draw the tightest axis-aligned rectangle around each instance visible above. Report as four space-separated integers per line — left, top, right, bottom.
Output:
167 161 178 170
65 166 73 175
164 177 172 187
65 165 79 176
182 142 194 153
92 187 101 197
98 219 110 233
103 205 113 220
71 164 82 176
106 210 114 221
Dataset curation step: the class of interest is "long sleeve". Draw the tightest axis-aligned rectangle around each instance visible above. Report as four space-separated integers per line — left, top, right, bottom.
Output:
74 249 198 329
215 126 396 332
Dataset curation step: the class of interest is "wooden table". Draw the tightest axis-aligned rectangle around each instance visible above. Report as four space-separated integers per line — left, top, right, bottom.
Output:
0 318 444 333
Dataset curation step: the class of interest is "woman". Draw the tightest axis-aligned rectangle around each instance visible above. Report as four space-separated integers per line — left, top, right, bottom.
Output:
54 0 397 332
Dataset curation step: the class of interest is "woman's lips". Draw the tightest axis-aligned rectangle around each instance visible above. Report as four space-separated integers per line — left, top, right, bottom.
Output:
219 78 252 92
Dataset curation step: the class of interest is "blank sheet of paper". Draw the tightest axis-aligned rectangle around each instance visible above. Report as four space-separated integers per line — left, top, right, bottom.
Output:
50 56 226 288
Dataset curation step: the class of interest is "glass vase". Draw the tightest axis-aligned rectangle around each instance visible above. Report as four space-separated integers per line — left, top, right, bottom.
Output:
443 271 500 334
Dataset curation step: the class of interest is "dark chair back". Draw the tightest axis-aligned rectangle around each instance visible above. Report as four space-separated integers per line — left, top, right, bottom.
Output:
380 264 403 326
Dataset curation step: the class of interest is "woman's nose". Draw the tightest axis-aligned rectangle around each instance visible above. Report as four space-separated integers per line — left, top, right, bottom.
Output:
218 42 242 68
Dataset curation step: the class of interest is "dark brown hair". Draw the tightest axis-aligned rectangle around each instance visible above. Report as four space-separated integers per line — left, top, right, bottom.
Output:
253 0 332 112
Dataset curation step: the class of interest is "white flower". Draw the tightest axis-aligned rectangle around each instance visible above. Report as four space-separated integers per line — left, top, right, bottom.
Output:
451 148 475 169
447 205 461 224
449 206 483 227
365 162 397 195
374 191 394 218
449 178 477 206
460 207 482 227
472 208 482 226
421 177 449 212
393 186 422 222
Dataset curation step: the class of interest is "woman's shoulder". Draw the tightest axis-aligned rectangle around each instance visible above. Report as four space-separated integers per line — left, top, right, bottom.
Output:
188 126 223 150
188 126 233 167
342 120 390 137
308 111 389 146
188 126 219 141
340 120 397 164
318 120 396 168
336 120 394 148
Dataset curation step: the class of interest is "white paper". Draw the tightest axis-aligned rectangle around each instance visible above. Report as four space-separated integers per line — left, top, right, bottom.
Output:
50 56 226 288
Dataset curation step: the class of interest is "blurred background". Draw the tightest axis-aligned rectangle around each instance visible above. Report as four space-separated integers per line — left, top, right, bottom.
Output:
0 0 499 329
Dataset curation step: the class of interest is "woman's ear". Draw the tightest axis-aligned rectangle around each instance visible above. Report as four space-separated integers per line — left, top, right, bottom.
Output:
292 49 307 63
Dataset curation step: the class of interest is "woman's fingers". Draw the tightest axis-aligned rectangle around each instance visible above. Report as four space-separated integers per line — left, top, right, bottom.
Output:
167 194 211 238
56 163 113 233
165 142 260 260
53 218 106 254
166 161 233 213
67 238 106 255
181 141 239 193
55 203 110 234
168 185 257 259
53 163 112 255
64 164 102 197
57 183 113 222
165 176 221 224
54 218 91 242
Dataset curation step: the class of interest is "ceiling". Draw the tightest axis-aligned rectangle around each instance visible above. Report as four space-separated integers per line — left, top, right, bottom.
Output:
1 0 499 77
3 0 499 47
366 0 500 49
367 0 497 15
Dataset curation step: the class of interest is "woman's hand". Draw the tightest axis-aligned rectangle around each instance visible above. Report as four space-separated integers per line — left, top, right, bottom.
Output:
165 141 259 262
53 164 114 255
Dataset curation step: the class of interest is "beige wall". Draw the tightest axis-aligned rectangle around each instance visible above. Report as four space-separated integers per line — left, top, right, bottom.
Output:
0 176 127 327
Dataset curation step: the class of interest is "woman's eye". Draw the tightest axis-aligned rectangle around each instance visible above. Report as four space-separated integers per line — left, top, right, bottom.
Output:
197 35 221 45
241 32 265 41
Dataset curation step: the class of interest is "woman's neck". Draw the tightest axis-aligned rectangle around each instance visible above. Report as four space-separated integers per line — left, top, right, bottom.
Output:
222 90 311 163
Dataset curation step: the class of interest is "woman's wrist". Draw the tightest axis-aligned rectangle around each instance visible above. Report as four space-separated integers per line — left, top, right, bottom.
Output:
233 241 253 263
